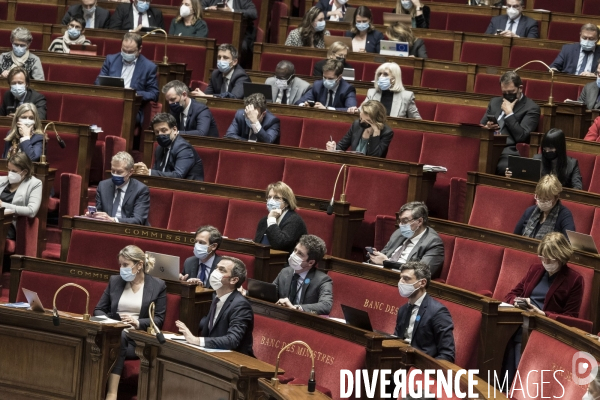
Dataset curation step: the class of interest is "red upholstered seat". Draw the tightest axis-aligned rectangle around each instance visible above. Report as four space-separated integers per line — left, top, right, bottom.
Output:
157 44 207 82
223 199 264 240
219 251 255 284
253 314 366 400
547 21 581 42
437 300 480 369
468 186 534 233
59 173 82 226
366 5 394 24
473 74 504 96
567 150 595 191
445 238 504 295
299 119 349 150
66 230 128 270
434 234 455 284
278 116 304 147
148 188 174 229
210 109 237 138
460 42 503 67
534 0 575 14
508 47 560 72
163 293 181 333
448 177 467 222
295 209 334 254
583 0 600 15
60 96 124 143
204 18 234 45
215 151 284 189
413 101 437 121
446 14 491 33
429 11 448 30
0 2 7 20
15 3 58 23
0 31 43 50
166 192 230 233
591 209 600 251
566 263 593 321
38 91 63 121
269 1 289 43
374 215 397 251
193 147 220 183
46 65 99 85
492 248 540 301
589 156 600 194
282 158 342 200
523 80 581 103
421 38 454 61
261 53 313 75
433 104 486 125
420 69 467 92
386 129 423 163
561 200 594 234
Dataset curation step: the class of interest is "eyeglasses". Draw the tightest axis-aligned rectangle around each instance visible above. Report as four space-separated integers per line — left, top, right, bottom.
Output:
397 218 415 225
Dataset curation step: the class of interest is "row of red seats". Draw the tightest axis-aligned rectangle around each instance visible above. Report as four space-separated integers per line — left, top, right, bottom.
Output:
422 0 600 16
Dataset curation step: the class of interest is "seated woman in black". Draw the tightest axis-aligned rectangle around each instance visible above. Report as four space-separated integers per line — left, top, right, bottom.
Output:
514 174 575 239
344 6 383 53
254 181 307 253
95 245 167 400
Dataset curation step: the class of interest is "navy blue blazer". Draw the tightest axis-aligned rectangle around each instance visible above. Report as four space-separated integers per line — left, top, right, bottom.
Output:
394 293 455 362
484 15 539 38
95 53 159 103
94 274 167 331
96 177 150 225
205 64 251 99
2 133 43 161
200 289 254 356
315 0 348 18
550 43 600 74
344 30 384 53
513 201 575 239
152 134 204 181
0 88 47 120
182 254 223 288
108 3 164 30
225 109 280 144
295 79 357 111
172 99 219 137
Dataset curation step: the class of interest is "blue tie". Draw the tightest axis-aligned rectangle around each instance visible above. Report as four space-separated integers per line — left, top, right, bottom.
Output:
578 51 591 75
198 263 208 285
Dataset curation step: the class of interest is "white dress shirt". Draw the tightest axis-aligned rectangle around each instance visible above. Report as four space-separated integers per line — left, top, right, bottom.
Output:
404 291 426 343
112 180 130 222
121 58 137 89
84 12 95 29
329 3 340 21
199 290 233 346
577 49 595 74
132 5 150 27
390 228 426 264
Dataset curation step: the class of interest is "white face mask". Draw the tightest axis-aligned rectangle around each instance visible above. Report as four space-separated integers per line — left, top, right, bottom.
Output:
542 260 560 274
18 118 35 126
288 252 304 271
180 4 191 17
209 269 224 290
506 7 520 20
8 171 23 184
398 280 420 298
275 78 289 90
536 198 554 212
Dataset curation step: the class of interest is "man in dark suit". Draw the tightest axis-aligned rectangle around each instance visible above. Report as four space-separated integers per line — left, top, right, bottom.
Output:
296 59 357 112
0 67 46 120
94 33 159 124
484 0 538 38
265 60 310 105
192 44 250 99
180 225 223 288
394 261 455 362
225 93 281 143
369 202 444 279
86 151 150 225
108 0 164 31
176 256 254 356
134 113 204 180
162 80 219 137
62 0 111 29
480 71 540 174
550 23 600 76
578 63 600 109
272 234 332 314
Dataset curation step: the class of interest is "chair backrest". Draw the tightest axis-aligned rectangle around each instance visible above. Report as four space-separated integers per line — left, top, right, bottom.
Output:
468 186 534 233
148 188 174 229
561 199 595 234
215 151 285 190
223 199 265 240
299 119 349 150
386 129 423 163
295 208 335 254
166 191 230 233
282 158 342 200
420 69 468 92
460 42 503 67
421 38 454 61
492 248 540 301
437 299 481 370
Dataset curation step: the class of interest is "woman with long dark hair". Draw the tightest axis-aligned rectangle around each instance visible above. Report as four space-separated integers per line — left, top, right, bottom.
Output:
285 6 330 48
533 128 582 190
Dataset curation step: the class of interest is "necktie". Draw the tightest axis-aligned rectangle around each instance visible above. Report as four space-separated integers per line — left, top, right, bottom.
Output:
498 114 505 133
399 303 416 339
390 239 411 262
578 51 591 75
198 263 208 285
326 90 334 108
289 274 301 305
111 188 122 218
137 10 143 27
208 297 220 331
221 78 228 94
595 92 600 109
281 89 287 105
180 112 185 130
508 19 514 33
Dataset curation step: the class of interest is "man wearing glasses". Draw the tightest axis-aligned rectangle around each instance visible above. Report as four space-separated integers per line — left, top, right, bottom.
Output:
368 201 444 279
484 0 538 38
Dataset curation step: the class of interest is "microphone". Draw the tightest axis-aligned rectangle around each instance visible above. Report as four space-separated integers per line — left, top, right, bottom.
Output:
148 302 166 344
42 122 66 163
52 283 91 326
513 60 554 105
142 29 169 65
327 164 347 215
271 340 316 393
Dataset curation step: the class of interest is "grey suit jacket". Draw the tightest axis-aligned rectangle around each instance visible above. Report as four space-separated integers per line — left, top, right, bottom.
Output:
272 266 333 315
578 81 600 110
96 177 150 225
0 176 42 227
363 88 421 119
265 76 310 105
381 227 445 278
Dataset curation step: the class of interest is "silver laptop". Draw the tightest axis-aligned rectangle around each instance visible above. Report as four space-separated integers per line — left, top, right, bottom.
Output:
342 68 355 81
566 231 599 254
379 40 409 57
22 288 45 312
146 252 180 281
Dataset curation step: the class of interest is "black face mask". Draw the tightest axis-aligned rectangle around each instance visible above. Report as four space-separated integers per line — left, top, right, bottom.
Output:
503 91 518 103
157 134 173 148
359 121 370 129
336 56 345 62
543 150 558 161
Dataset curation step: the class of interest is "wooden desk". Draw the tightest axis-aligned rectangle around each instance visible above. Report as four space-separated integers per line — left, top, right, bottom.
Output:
258 378 331 400
129 329 278 400
0 305 125 400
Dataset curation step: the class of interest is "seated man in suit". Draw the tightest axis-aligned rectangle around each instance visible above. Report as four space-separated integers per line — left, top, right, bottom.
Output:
265 60 310 105
369 201 444 279
162 80 219 137
578 63 600 109
295 59 357 112
550 23 600 76
108 0 164 31
272 234 332 314
176 256 254 356
85 151 150 225
192 44 250 99
62 0 111 29
94 33 159 124
0 67 46 120
480 71 540 174
484 0 538 38
180 225 223 288
225 93 280 143
134 113 204 180
394 261 455 362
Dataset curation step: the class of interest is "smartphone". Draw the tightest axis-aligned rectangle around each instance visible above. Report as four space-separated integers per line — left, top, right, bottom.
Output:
307 100 315 107
365 246 374 255
216 2 226 8
496 29 503 34
88 206 97 216
486 114 498 124
515 300 529 310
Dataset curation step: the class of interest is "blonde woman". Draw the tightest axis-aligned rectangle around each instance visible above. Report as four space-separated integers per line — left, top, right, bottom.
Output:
94 245 167 400
313 40 352 77
285 7 330 49
326 100 394 158
396 0 430 28
169 0 208 38
3 103 44 161
386 22 427 58
361 62 421 119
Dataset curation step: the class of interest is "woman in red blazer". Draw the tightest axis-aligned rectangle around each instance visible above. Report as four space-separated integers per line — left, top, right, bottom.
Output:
505 231 584 318
585 115 600 142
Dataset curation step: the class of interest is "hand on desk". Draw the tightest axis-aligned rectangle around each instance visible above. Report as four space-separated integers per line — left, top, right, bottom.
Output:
483 121 500 131
276 298 295 309
88 211 115 222
505 168 513 178
175 320 200 345
121 315 139 328
369 250 387 265
133 162 150 175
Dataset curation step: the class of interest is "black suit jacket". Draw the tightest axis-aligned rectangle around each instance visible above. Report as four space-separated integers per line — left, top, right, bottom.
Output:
484 15 539 38
295 78 357 111
172 99 219 137
272 266 333 315
94 274 167 331
254 210 307 253
394 294 455 362
336 120 394 158
532 154 583 190
0 88 46 120
577 81 600 110
479 95 540 155
96 177 150 225
108 3 164 30
62 4 111 29
182 254 222 288
550 43 600 75
152 134 204 181
200 290 254 356
344 30 384 53
410 38 428 58
205 64 251 99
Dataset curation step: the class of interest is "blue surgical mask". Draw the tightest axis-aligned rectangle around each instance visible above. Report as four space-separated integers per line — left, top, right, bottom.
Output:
111 173 126 187
378 76 391 91
12 44 27 57
136 0 150 13
10 84 27 99
120 266 136 282
581 38 596 52
401 0 413 10
314 20 326 32
267 198 280 212
217 60 232 73
194 243 210 259
121 51 136 63
355 22 370 31
67 28 81 39
400 223 415 239
323 78 338 90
